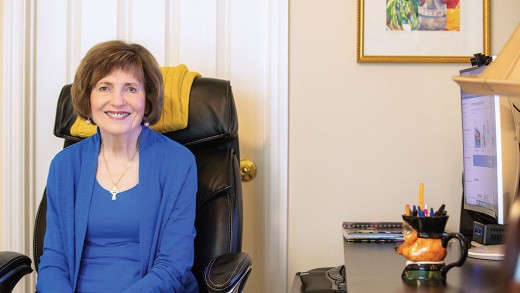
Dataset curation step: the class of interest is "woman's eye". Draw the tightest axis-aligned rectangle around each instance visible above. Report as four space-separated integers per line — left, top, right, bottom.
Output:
125 87 138 93
98 86 110 92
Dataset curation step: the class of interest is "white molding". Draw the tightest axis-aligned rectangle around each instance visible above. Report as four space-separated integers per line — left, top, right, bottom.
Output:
216 0 230 79
66 0 81 82
2 0 36 292
117 0 132 41
165 0 180 65
264 0 289 292
26 0 37 290
2 0 26 253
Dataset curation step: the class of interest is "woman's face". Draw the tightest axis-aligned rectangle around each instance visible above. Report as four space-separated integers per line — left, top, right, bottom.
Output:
90 68 146 138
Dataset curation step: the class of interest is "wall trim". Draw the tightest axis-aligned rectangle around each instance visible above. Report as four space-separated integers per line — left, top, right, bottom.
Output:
66 0 81 82
117 0 129 39
2 0 26 254
216 0 230 79
164 0 180 65
1 0 36 292
264 0 289 292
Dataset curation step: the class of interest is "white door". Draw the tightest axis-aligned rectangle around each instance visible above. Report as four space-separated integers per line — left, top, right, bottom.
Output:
2 1 288 292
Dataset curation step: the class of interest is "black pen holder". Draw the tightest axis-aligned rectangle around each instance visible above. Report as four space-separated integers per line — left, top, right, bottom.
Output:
402 215 449 238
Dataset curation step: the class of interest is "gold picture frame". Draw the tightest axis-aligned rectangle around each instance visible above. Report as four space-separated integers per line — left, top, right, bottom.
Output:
357 0 490 63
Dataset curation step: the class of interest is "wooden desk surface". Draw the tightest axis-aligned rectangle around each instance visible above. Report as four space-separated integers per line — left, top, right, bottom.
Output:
291 239 502 293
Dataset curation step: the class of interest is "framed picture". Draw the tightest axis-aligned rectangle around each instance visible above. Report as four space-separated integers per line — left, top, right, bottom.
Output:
357 0 490 63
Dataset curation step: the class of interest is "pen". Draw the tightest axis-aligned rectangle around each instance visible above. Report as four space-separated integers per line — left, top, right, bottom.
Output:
430 207 434 217
419 183 424 210
405 204 411 216
435 204 446 216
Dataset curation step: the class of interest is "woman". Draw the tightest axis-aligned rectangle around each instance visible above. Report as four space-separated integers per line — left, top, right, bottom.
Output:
36 40 198 292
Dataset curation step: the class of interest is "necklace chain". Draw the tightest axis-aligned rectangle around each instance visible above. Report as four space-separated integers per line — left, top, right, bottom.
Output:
101 135 140 200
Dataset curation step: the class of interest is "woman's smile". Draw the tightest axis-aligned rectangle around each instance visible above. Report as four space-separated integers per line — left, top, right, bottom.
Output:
106 111 131 119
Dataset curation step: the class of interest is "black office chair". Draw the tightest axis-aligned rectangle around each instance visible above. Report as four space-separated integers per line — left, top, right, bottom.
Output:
0 77 252 293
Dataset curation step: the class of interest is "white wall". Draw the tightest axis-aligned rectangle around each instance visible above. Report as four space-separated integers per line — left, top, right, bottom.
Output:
288 0 520 284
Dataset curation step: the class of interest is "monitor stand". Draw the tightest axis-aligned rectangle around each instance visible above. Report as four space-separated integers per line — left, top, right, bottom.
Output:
468 243 505 261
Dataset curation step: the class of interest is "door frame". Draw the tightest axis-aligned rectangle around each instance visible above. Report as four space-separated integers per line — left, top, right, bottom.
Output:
264 0 289 291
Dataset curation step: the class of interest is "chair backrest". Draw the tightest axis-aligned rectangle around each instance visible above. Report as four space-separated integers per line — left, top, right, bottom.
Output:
33 77 243 291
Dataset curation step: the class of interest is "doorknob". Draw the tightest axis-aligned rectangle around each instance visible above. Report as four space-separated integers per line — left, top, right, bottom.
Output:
240 159 257 182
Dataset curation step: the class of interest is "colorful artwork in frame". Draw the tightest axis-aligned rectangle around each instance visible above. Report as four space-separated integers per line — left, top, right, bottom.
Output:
357 0 490 63
386 0 460 31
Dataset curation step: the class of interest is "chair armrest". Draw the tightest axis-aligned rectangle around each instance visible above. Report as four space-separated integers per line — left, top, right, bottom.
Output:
204 252 252 293
0 251 33 293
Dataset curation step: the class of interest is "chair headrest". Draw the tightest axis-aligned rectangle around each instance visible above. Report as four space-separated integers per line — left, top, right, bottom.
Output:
53 77 239 148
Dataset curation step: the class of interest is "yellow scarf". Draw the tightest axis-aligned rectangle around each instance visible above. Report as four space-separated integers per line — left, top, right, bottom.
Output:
70 64 201 137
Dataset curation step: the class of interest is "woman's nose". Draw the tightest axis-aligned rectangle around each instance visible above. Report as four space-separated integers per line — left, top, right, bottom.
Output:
109 89 127 106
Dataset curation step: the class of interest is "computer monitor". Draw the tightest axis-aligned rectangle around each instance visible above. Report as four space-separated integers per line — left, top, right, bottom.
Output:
459 65 520 260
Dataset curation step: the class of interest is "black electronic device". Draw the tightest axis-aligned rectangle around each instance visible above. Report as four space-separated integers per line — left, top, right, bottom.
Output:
297 265 346 293
470 53 493 67
472 221 506 245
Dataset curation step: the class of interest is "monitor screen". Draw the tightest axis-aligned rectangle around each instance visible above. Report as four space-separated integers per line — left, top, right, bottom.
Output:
460 66 519 225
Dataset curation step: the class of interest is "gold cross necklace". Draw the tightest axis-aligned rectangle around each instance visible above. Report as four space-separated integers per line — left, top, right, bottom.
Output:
101 135 140 200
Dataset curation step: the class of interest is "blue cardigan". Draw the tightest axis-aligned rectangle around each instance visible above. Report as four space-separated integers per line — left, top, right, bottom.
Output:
36 127 198 292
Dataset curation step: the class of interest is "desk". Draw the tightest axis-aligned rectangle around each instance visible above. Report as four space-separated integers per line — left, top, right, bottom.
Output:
291 239 502 292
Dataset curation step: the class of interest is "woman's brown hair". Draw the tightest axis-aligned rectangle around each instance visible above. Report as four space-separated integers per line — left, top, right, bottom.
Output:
71 40 164 125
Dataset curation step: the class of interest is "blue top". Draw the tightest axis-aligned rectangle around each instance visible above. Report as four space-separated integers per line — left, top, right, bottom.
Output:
76 181 141 293
36 127 199 293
